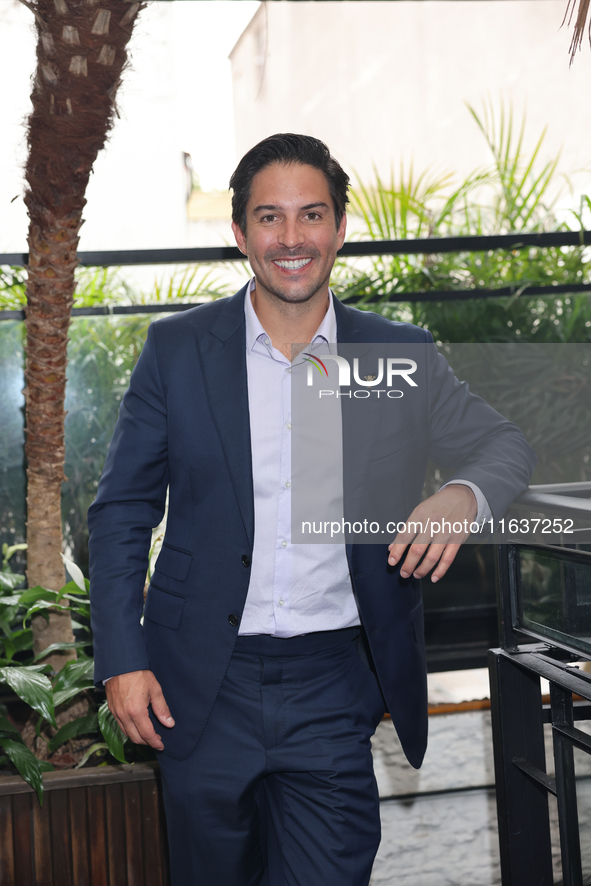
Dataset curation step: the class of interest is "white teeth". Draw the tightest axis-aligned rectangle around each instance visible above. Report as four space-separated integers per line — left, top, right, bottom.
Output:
274 258 312 270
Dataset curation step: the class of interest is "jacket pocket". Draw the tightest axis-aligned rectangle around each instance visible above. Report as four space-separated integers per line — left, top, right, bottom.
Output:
144 585 186 630
153 543 193 582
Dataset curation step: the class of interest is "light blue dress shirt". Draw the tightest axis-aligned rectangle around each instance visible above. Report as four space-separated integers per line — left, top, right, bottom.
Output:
239 278 491 637
239 280 359 636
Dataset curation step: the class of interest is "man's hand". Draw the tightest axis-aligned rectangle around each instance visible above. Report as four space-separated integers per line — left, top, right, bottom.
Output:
105 669 175 751
387 484 478 582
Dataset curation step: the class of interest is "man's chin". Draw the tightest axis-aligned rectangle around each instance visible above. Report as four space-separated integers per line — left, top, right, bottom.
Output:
272 289 318 305
257 278 328 306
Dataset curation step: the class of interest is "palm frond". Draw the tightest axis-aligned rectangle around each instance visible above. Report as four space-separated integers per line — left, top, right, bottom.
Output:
563 0 591 64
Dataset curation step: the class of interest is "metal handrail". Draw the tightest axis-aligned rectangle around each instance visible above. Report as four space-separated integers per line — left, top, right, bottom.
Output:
2 230 591 314
2 229 591 267
511 489 591 521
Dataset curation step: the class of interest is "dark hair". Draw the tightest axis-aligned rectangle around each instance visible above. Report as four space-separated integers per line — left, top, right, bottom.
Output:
229 133 350 232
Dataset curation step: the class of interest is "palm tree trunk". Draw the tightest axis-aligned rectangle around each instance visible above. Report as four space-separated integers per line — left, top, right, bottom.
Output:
22 0 143 669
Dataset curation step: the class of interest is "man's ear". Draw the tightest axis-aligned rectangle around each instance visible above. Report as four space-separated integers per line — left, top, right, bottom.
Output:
232 221 248 257
336 212 347 251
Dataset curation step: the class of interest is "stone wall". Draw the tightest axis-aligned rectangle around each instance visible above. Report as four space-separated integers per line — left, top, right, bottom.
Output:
370 710 591 885
370 710 499 885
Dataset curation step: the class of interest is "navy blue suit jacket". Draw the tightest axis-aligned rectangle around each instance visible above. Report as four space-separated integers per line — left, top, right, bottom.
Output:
88 286 535 769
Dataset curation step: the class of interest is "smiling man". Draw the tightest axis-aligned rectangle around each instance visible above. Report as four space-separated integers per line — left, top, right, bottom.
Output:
89 134 535 886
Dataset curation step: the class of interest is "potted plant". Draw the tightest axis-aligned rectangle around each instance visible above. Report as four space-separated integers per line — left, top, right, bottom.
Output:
0 546 169 884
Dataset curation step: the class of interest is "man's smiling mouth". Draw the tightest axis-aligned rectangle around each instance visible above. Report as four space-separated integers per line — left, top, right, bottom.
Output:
273 258 312 270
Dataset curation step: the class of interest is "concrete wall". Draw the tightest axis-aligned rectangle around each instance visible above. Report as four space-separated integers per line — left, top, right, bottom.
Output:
230 1 591 213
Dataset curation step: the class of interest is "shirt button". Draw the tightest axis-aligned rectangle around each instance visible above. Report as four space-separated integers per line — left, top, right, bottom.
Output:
241 555 250 567
286 422 291 430
287 367 292 374
281 539 288 548
228 614 239 628
264 337 270 346
278 599 285 607
285 480 291 489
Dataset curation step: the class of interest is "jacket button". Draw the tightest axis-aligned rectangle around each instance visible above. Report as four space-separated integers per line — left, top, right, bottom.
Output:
241 555 250 567
228 614 239 628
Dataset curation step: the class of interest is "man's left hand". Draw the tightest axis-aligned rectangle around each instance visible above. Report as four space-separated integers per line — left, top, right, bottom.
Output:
387 484 478 582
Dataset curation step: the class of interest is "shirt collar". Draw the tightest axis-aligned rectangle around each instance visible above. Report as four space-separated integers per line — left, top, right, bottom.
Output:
244 276 337 356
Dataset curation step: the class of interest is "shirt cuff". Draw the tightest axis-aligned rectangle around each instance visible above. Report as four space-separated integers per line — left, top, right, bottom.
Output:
440 480 492 526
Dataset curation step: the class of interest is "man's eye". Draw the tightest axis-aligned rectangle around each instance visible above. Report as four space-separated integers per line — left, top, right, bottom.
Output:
261 215 277 223
305 212 321 220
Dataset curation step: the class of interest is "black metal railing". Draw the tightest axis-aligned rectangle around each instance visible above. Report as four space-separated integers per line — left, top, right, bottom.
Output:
490 483 591 885
2 228 591 319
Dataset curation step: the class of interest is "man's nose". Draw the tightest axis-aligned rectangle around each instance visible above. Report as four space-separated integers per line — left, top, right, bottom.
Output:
278 218 305 249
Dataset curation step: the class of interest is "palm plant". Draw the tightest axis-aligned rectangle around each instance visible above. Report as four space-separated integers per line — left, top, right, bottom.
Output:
332 100 591 345
19 0 143 669
564 0 591 64
0 552 139 804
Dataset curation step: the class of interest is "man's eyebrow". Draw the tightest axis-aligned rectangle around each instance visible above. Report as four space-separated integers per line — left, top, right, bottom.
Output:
252 202 330 214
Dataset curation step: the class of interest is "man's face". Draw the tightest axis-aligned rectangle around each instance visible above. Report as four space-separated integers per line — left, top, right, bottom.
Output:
232 162 346 306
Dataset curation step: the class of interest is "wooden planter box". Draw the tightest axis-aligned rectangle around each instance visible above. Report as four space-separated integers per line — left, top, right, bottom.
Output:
0 762 170 886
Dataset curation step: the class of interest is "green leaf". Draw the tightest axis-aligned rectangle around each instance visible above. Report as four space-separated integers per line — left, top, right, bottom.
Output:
98 700 127 763
2 544 27 566
60 598 91 620
4 630 33 658
33 641 89 663
0 666 56 728
0 594 26 607
52 684 94 708
0 572 25 592
19 586 60 606
48 712 99 755
22 600 70 627
52 658 94 694
0 713 21 736
75 742 108 770
57 581 89 602
60 556 87 594
0 737 52 805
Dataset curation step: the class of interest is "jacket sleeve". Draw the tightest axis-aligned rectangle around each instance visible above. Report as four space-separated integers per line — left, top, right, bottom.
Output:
88 322 169 684
424 335 536 521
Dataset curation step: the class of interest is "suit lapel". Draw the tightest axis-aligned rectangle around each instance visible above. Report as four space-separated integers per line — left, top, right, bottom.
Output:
193 286 254 547
334 298 384 563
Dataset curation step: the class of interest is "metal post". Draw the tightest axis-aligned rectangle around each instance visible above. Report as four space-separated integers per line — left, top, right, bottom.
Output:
495 544 522 652
551 683 583 886
489 649 554 885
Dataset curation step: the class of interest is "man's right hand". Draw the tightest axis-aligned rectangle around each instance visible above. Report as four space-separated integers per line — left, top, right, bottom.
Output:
105 670 175 751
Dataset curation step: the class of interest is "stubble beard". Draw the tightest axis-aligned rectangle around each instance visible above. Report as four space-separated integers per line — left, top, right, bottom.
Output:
255 248 331 308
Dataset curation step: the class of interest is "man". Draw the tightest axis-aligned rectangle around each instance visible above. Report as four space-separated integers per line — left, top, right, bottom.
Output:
89 133 535 885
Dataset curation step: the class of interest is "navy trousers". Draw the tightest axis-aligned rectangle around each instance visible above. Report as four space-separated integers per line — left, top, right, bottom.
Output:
158 627 386 886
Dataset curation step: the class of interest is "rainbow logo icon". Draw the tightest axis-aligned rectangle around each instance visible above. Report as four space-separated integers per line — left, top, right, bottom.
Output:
302 353 329 377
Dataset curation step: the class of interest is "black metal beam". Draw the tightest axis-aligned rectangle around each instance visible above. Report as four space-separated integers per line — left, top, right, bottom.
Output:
3 277 590 323
503 649 591 701
348 282 591 304
551 683 583 886
512 758 557 796
488 648 554 886
511 490 591 520
2 229 591 268
496 545 523 652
